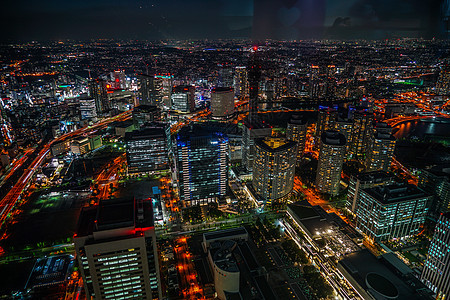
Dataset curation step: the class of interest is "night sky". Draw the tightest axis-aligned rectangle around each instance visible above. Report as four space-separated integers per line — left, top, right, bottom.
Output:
0 0 446 41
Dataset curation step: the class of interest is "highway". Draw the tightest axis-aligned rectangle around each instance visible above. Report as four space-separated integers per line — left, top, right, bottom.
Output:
0 110 132 229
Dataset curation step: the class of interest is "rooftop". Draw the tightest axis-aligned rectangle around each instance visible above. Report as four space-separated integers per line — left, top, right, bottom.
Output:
321 130 346 146
255 137 297 153
352 171 395 183
363 183 430 204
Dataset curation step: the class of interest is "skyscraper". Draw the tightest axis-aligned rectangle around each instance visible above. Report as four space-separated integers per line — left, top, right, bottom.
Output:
79 96 97 120
154 74 173 109
315 130 346 196
286 116 307 166
171 85 195 113
421 212 450 299
137 74 156 106
355 183 430 242
234 66 248 99
248 48 261 114
125 125 169 175
132 105 161 129
349 110 374 160
252 137 296 204
74 198 162 300
88 79 109 114
176 125 228 206
365 130 396 172
210 87 235 119
336 118 353 157
217 63 234 88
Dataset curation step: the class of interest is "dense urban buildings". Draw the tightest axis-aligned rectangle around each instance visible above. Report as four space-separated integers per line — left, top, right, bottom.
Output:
2 34 450 300
252 137 296 204
315 130 346 196
421 212 450 299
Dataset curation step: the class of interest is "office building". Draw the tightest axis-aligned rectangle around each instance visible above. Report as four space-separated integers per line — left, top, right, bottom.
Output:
70 136 91 155
210 87 234 119
421 212 450 299
436 65 450 95
217 63 234 88
346 171 395 214
419 166 450 216
74 198 162 300
241 116 272 172
125 126 169 174
248 51 261 114
349 110 374 160
132 105 161 129
79 97 97 120
315 131 346 196
355 183 431 242
171 85 195 113
176 125 228 206
365 130 396 172
234 66 248 99
88 79 109 114
137 74 156 106
252 137 296 204
286 116 307 165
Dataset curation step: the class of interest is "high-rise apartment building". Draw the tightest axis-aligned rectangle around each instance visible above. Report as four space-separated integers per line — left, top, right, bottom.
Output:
315 130 346 196
176 125 228 206
436 65 450 95
336 118 353 157
171 85 195 113
421 212 450 299
252 137 296 204
242 116 272 172
349 110 374 160
248 50 261 114
346 171 395 214
88 79 109 114
315 108 337 141
286 116 307 165
210 87 234 119
355 183 430 242
125 126 169 174
74 198 162 300
234 66 248 99
365 130 396 172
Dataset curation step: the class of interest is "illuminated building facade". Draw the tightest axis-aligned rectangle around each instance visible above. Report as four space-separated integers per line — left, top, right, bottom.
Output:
88 79 109 114
154 74 173 109
421 212 450 299
210 87 234 119
355 183 430 241
176 126 228 206
419 167 450 215
336 119 353 157
217 63 234 88
286 116 307 165
132 105 161 129
234 66 248 99
315 130 346 196
171 85 195 113
252 137 296 204
74 198 162 300
365 130 396 172
125 126 169 174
